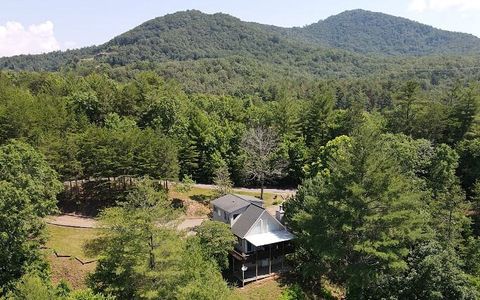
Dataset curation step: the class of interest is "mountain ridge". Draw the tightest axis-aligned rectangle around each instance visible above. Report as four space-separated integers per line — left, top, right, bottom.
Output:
1 9 479 74
298 9 480 55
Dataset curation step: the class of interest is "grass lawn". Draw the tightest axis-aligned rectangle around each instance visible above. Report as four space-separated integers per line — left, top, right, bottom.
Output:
45 224 100 289
46 224 100 260
233 190 278 207
232 278 286 300
186 186 216 202
172 185 279 206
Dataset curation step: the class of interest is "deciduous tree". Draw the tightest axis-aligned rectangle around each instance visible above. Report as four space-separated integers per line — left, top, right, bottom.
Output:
241 126 286 199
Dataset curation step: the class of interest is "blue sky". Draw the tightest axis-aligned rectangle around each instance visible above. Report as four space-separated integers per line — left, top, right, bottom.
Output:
1 0 480 56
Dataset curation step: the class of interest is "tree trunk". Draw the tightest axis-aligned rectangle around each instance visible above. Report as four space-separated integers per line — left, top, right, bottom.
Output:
149 232 155 269
260 177 265 200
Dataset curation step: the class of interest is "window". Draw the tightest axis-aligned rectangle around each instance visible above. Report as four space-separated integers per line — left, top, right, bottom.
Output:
260 219 265 232
224 211 228 220
216 207 221 217
246 241 255 253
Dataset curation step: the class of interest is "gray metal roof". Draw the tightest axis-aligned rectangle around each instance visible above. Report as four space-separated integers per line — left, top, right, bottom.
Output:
231 204 265 238
233 194 264 207
211 194 251 213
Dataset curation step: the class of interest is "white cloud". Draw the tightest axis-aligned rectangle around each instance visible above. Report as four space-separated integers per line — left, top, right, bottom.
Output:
409 0 480 12
63 41 78 50
0 21 61 57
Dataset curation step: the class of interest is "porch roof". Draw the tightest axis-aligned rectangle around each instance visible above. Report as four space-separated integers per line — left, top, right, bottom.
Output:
245 230 294 247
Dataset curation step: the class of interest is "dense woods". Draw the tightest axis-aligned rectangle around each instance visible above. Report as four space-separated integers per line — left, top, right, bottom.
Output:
1 8 480 300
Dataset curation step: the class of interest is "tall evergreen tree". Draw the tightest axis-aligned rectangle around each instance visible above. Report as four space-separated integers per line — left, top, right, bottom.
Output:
285 119 430 297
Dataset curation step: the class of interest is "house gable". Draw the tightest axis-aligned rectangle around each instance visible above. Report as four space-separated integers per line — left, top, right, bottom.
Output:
244 210 285 237
231 204 264 238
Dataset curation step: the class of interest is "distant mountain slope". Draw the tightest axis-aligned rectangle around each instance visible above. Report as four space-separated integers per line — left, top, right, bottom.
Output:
300 9 480 55
0 10 314 71
0 9 479 74
102 10 295 63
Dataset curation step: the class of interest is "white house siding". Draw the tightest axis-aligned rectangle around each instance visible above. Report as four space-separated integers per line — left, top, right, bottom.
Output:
212 205 249 225
247 212 283 236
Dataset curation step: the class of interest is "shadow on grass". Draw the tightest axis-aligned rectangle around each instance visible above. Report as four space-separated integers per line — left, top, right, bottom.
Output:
190 194 214 204
275 271 340 300
58 180 130 217
171 198 185 209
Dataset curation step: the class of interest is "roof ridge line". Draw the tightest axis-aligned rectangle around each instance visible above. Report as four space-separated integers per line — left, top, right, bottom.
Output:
249 202 265 209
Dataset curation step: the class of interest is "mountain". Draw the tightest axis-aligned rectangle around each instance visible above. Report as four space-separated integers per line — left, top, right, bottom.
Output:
299 9 480 55
0 10 382 74
0 9 479 86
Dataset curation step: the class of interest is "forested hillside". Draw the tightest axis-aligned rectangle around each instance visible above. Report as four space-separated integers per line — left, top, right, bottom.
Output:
300 9 480 55
1 10 480 79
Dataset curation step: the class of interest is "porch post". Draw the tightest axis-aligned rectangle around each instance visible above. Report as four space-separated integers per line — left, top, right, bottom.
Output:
255 249 258 281
242 264 245 287
269 245 272 274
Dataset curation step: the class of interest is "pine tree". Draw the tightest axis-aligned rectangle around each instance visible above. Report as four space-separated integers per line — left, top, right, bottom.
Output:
285 118 430 297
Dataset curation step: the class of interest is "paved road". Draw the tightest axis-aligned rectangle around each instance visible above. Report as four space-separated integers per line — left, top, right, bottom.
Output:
46 214 97 228
64 178 296 196
46 214 206 231
192 183 296 196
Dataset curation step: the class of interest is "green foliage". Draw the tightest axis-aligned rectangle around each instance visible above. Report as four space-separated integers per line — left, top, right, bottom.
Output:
0 183 48 289
302 86 336 149
0 140 62 216
66 289 114 300
176 242 231 300
302 9 480 56
1 11 480 297
213 165 233 197
280 284 306 300
285 121 431 295
2 11 480 98
3 273 113 300
286 117 480 297
4 273 57 300
195 220 236 270
0 140 62 291
364 242 478 300
87 180 230 299
78 122 179 180
175 174 196 194
457 138 480 196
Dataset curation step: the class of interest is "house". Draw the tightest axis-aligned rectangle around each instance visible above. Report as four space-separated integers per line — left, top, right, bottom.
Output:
211 194 294 285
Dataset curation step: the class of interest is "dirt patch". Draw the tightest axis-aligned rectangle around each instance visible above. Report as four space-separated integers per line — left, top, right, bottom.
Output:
169 188 211 217
184 199 210 216
46 252 96 290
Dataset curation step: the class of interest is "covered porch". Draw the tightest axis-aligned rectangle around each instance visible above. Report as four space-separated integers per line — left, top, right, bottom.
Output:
231 230 294 286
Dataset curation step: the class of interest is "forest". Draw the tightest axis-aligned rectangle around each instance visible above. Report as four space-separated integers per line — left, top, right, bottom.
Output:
1 66 479 299
1 8 480 300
